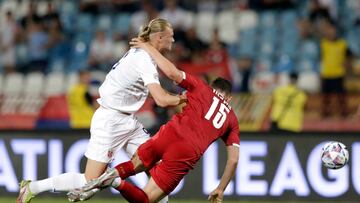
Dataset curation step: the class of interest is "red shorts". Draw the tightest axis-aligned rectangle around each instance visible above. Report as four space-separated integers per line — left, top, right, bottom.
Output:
137 125 200 194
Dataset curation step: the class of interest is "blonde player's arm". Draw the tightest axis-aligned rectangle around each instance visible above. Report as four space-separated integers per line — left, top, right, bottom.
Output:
130 38 183 84
147 83 186 107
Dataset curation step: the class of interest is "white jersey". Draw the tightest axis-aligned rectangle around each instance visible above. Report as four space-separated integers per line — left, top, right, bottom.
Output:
97 48 160 113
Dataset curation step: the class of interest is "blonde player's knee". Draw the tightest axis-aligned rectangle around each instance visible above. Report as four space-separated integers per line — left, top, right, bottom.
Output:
84 158 108 181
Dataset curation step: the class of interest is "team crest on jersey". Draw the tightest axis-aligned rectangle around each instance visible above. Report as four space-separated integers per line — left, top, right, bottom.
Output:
107 150 114 159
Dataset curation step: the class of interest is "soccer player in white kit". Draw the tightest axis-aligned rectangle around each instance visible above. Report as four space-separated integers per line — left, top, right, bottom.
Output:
16 18 183 203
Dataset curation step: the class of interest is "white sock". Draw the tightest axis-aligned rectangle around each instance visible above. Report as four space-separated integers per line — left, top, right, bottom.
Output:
158 195 169 203
29 172 87 195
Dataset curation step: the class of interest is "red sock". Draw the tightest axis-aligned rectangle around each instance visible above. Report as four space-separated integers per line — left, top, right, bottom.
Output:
115 161 136 179
116 181 149 203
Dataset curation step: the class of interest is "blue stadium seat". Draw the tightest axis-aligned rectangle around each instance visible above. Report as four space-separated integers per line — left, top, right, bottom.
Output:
296 59 319 73
299 40 319 61
273 55 295 73
112 13 131 36
259 41 275 58
280 10 297 28
259 11 277 28
255 56 273 72
76 13 94 32
60 0 79 15
48 42 71 72
259 28 277 58
260 27 277 42
15 44 28 67
96 14 112 31
346 28 360 55
68 33 93 72
238 28 257 57
278 35 298 58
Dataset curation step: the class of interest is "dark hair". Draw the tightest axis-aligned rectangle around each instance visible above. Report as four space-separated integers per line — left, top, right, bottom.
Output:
211 77 232 95
289 72 298 80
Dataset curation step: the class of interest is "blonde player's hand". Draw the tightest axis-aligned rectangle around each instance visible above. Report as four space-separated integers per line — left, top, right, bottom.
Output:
208 188 223 203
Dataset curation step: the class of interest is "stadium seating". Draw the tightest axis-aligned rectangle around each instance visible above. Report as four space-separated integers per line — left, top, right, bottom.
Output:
96 14 112 31
1 0 360 130
297 71 321 93
236 10 258 30
237 28 257 57
76 13 94 32
1 73 24 114
20 72 45 114
216 10 238 44
65 72 79 91
43 72 65 96
195 11 216 43
112 13 132 36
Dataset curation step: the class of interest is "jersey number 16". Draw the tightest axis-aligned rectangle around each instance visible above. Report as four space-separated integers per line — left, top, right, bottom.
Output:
205 97 230 129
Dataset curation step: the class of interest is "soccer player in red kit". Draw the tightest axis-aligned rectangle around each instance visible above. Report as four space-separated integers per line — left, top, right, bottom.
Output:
69 39 240 203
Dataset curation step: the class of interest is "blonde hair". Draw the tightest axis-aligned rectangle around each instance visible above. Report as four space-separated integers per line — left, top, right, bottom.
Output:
138 18 172 41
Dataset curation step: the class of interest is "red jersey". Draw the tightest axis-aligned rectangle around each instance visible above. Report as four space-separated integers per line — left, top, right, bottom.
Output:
167 72 240 155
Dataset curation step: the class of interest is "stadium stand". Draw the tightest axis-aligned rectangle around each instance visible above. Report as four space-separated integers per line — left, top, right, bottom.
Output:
0 0 359 130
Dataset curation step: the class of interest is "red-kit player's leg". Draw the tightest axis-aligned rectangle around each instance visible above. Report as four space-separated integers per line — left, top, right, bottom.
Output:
115 177 166 203
116 181 150 203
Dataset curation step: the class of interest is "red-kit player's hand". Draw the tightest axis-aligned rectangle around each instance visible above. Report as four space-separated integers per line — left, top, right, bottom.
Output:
208 188 223 203
129 37 150 50
179 94 188 105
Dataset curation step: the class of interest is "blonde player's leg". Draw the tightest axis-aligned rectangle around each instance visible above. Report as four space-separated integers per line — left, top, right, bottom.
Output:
66 158 108 202
17 145 107 203
17 172 88 203
84 158 108 181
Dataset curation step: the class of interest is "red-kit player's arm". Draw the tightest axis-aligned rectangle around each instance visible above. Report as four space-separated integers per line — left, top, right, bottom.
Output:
209 113 239 200
130 40 184 84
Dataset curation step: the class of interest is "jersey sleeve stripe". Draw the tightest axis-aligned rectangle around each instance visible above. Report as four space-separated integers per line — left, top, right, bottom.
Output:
232 143 240 148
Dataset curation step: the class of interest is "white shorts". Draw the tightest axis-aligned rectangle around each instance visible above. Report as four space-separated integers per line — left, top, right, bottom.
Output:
85 106 150 163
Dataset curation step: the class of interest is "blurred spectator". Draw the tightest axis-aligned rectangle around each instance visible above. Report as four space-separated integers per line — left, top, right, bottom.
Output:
80 0 100 14
298 18 314 39
26 16 49 73
249 0 295 10
271 73 307 132
205 29 228 64
308 0 332 23
160 0 190 41
67 70 96 129
130 0 159 36
41 2 60 27
197 0 218 12
160 0 188 30
88 30 115 71
46 18 65 49
18 1 38 31
111 0 138 13
181 27 207 62
320 22 353 118
236 57 253 93
0 11 17 73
